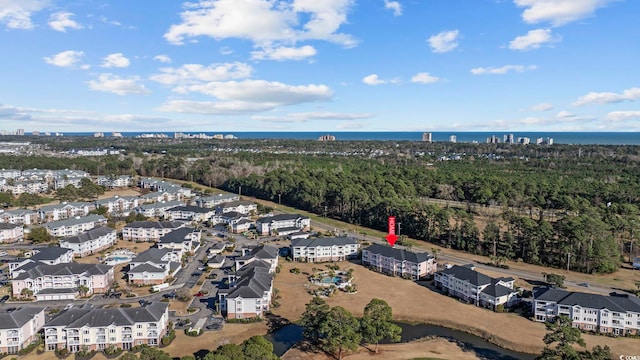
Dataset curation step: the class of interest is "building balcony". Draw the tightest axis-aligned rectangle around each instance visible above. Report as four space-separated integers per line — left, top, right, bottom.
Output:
147 332 158 338
68 340 80 346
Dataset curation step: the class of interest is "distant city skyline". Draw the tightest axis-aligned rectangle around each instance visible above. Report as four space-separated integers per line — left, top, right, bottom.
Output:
1 0 639 132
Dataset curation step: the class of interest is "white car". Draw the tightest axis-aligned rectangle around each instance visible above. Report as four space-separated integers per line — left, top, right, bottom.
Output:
0 251 8 257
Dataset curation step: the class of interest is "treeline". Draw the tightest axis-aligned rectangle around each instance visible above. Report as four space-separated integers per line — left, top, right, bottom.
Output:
218 156 638 274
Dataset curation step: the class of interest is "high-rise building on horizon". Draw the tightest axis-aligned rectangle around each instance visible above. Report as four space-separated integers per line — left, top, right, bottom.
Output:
16 128 24 136
422 132 432 142
449 135 457 143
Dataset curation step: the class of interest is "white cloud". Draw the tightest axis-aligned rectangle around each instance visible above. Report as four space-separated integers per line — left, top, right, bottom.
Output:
150 62 253 85
48 11 83 32
43 50 85 68
509 28 558 51
427 30 460 53
251 45 317 61
337 121 365 129
153 55 172 63
384 0 402 16
101 53 131 68
362 74 386 85
164 0 356 48
252 111 373 123
88 74 151 95
514 0 617 26
606 111 640 121
470 64 537 75
556 110 575 118
0 0 49 29
573 87 640 106
411 72 440 84
158 79 333 114
530 103 553 111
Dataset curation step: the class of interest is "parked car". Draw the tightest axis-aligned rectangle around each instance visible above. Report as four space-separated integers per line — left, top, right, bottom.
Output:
0 251 8 256
0 295 9 303
64 303 74 310
577 282 589 287
163 292 177 299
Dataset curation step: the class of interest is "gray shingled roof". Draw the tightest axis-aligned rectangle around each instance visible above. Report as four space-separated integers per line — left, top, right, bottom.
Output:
363 243 432 264
237 245 278 261
47 302 168 328
256 213 309 224
137 201 184 211
481 283 515 298
0 307 44 330
131 248 175 263
168 206 212 214
220 200 255 208
439 265 492 287
30 247 73 261
44 214 107 228
0 223 21 230
228 266 272 299
124 221 184 229
534 287 640 313
291 236 357 248
13 263 112 280
60 226 114 244
158 227 197 244
129 263 165 273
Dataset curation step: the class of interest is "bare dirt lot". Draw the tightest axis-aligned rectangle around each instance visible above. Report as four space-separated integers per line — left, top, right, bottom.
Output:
272 260 640 359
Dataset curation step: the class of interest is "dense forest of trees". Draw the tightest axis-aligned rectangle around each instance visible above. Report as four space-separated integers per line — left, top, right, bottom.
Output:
2 139 639 274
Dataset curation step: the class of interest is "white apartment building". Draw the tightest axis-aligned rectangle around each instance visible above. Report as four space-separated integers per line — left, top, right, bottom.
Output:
43 215 108 237
218 260 273 320
37 202 91 222
434 264 518 310
44 302 169 352
165 206 215 222
533 287 640 336
155 228 201 254
59 227 117 257
95 175 133 189
0 223 24 243
94 196 138 215
127 248 182 285
290 237 359 263
195 194 240 208
8 247 74 277
217 200 257 215
361 243 437 280
0 209 38 225
255 214 310 235
121 221 185 242
0 307 46 354
135 201 184 218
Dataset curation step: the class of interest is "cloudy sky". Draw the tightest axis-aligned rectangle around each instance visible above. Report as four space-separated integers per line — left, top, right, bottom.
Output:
1 0 639 133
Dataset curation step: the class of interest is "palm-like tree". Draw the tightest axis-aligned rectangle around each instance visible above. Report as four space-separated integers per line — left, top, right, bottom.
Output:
78 285 90 297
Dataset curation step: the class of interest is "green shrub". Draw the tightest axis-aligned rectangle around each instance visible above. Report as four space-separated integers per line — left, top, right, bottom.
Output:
226 316 262 324
289 268 301 274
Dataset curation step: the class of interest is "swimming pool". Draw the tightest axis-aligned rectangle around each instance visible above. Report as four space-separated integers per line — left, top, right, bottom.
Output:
321 276 342 284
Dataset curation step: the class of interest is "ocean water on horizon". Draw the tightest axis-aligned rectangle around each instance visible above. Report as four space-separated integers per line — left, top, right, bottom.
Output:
56 131 640 145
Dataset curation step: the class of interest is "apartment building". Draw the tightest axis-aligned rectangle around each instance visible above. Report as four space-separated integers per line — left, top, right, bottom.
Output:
165 206 215 222
234 245 279 273
59 227 117 257
156 228 201 254
95 175 133 189
134 201 184 218
8 247 74 277
37 202 91 222
255 214 310 235
533 287 640 336
0 223 24 243
43 215 108 237
195 194 239 208
217 200 257 215
218 260 273 320
11 263 114 301
44 302 169 352
121 221 185 242
434 264 518 310
3 180 49 195
291 237 359 263
94 196 138 215
0 307 46 354
361 243 436 280
0 209 38 225
127 248 182 285
137 178 192 198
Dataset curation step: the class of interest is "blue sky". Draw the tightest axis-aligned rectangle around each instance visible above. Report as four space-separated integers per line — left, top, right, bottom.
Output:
1 0 639 133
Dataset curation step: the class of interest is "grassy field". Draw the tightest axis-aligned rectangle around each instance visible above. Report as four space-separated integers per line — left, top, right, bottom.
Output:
272 260 640 359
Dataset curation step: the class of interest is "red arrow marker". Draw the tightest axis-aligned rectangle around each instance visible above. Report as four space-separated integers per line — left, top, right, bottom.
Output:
386 216 398 246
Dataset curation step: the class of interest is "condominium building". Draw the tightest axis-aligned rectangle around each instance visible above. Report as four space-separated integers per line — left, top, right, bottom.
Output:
361 244 436 279
11 263 114 301
134 201 184 218
0 307 46 354
0 223 24 243
290 237 359 263
127 248 182 285
533 287 640 336
217 200 257 215
0 209 38 225
195 194 240 208
121 221 186 242
37 202 91 222
59 227 117 257
165 206 215 222
43 215 108 237
255 214 310 235
218 260 273 320
44 302 169 352
94 196 139 215
434 264 518 310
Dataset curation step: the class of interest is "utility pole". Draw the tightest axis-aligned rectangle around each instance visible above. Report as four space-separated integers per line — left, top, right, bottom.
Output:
566 252 572 272
238 185 242 197
278 193 281 205
397 222 401 236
